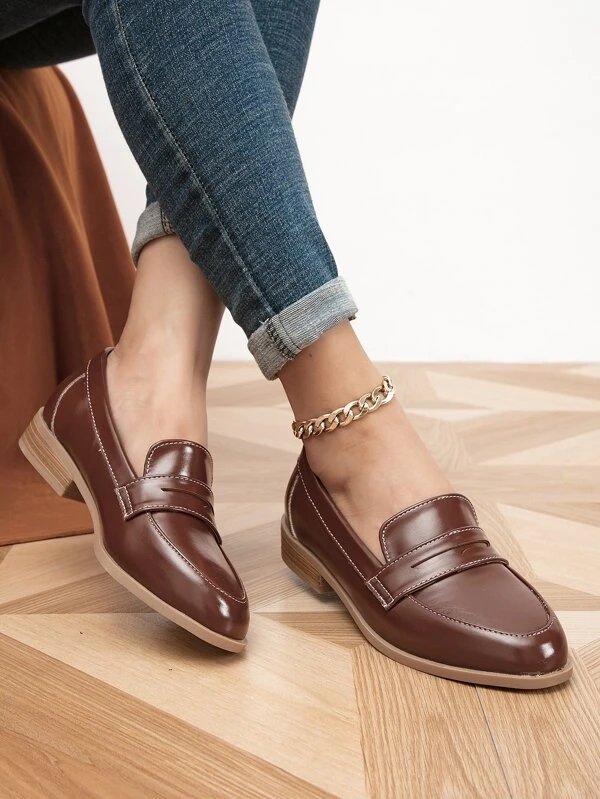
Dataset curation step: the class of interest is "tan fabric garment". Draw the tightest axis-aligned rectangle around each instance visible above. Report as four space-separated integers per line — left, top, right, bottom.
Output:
0 66 134 545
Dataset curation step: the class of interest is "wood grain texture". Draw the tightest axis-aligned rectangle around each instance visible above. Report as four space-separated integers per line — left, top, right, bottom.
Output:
477 652 600 799
579 640 600 689
352 644 509 799
0 362 598 797
0 634 334 799
0 613 365 798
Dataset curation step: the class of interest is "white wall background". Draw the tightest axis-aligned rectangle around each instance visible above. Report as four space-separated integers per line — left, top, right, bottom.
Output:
62 0 600 363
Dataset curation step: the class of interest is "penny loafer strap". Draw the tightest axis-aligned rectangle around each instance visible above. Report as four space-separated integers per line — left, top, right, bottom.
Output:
115 475 220 542
366 526 508 610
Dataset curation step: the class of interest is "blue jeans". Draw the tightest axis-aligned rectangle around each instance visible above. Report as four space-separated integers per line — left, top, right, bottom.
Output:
0 1 357 378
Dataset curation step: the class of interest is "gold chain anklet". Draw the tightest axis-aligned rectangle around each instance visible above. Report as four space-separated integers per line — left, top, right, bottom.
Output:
291 375 395 440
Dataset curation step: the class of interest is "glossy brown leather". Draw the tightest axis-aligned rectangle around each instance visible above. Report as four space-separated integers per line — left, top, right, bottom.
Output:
285 449 569 675
43 350 249 641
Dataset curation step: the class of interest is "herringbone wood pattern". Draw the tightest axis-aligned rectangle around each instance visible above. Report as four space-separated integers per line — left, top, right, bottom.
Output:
1 363 599 798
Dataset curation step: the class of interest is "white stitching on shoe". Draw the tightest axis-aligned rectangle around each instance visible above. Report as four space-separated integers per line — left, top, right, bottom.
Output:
123 500 216 528
366 579 388 604
297 465 366 580
119 474 213 495
85 360 127 516
380 494 478 560
147 514 246 602
372 526 482 578
116 480 215 528
50 374 84 433
145 439 214 480
409 594 553 637
369 556 506 608
372 576 394 603
286 468 300 539
116 485 133 514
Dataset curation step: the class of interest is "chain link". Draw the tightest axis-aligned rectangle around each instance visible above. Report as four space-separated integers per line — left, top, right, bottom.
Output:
292 375 395 440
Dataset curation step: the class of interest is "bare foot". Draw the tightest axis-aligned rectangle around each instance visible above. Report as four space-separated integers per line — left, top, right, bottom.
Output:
106 345 208 477
303 398 452 560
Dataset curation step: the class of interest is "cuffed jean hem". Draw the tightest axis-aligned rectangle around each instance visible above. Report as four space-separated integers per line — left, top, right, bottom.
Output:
131 205 357 381
131 200 174 263
248 277 358 380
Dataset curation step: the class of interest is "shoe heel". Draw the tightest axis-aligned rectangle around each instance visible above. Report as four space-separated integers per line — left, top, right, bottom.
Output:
19 409 83 502
281 520 334 595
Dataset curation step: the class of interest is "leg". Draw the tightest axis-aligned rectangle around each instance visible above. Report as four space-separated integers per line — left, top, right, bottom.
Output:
107 236 223 474
84 0 354 378
88 0 447 553
106 0 324 474
14 2 570 682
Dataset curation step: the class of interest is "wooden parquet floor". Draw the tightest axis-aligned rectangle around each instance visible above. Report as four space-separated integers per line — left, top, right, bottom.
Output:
1 362 599 798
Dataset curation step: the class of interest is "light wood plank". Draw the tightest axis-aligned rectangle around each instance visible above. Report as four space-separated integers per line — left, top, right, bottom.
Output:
509 500 600 529
499 504 600 596
0 613 365 798
0 573 149 615
535 582 600 611
262 611 363 649
457 411 600 464
0 633 333 799
452 465 600 505
353 645 509 799
555 612 600 649
579 640 600 689
206 361 265 390
473 365 600 402
208 377 287 407
569 364 600 379
0 534 100 605
477 651 600 798
208 407 301 454
408 414 472 471
486 427 600 466
427 370 600 411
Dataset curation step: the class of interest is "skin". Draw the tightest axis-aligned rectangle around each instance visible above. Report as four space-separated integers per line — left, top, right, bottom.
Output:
107 234 452 559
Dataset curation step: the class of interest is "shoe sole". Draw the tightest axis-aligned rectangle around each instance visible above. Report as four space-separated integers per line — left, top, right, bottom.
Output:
19 408 246 654
281 516 573 689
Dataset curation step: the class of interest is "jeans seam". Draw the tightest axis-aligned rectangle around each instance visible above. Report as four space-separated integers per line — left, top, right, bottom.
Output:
112 0 274 317
265 320 296 360
160 206 174 235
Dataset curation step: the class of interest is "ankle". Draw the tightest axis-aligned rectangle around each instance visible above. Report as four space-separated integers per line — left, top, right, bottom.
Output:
280 322 382 420
110 336 209 391
107 346 208 435
105 347 209 470
303 398 452 498
304 401 400 480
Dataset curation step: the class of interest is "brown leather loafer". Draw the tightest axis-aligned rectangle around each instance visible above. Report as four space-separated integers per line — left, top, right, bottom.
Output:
282 450 572 688
19 350 248 652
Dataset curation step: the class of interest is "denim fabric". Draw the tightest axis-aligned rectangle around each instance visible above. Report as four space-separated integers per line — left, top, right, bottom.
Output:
1 1 358 378
134 0 323 262
248 275 356 378
133 0 317 256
